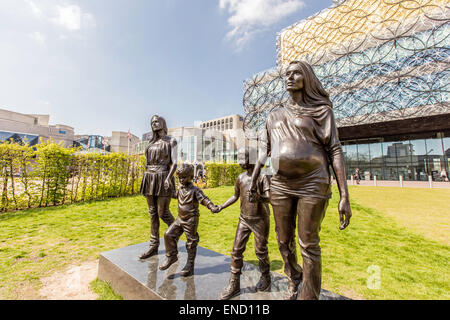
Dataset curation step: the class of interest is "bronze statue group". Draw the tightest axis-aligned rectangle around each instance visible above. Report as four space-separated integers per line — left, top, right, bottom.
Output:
138 61 352 301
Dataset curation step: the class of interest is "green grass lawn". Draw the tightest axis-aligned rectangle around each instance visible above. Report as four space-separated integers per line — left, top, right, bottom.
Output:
347 186 450 245
0 185 449 300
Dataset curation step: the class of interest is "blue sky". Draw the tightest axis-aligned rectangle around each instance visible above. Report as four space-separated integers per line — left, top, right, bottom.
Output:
0 0 333 137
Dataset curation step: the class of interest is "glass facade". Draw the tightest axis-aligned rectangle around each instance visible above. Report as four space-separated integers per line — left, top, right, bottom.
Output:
173 132 237 163
343 132 450 181
244 1 450 129
0 131 39 145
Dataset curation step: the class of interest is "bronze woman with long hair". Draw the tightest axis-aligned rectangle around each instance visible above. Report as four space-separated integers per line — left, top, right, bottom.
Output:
250 61 352 300
139 115 177 259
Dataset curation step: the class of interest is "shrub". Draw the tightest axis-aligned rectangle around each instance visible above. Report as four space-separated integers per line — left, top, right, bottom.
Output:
0 139 145 212
204 162 243 188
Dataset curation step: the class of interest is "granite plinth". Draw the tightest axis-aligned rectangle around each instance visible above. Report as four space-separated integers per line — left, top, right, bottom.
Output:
98 240 348 300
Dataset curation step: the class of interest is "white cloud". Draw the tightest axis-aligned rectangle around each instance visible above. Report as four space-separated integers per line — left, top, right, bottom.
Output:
54 4 81 31
82 13 97 29
219 0 305 47
25 0 42 18
29 31 46 46
24 1 96 32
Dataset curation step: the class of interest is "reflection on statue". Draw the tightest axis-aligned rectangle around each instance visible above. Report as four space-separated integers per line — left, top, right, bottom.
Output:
215 147 271 300
139 115 177 259
159 163 219 276
250 61 352 300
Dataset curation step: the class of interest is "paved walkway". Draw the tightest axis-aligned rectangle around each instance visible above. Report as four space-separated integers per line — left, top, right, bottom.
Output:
335 179 450 189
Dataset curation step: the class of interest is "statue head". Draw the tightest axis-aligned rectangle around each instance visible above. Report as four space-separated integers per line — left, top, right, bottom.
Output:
149 115 168 143
177 163 194 186
285 60 332 108
237 146 256 170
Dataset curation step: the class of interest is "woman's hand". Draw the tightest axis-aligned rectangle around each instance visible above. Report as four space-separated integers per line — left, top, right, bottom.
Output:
338 197 352 230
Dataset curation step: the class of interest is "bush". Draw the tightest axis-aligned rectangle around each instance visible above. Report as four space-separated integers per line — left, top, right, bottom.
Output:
204 162 243 188
0 139 145 212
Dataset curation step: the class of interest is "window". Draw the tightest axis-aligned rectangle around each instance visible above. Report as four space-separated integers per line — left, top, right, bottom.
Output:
394 142 413 181
357 144 370 180
426 137 445 181
343 143 358 179
59 130 66 135
409 139 427 181
369 142 383 179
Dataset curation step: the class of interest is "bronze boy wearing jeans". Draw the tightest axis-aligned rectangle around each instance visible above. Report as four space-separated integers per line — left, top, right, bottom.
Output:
159 163 218 277
216 148 271 300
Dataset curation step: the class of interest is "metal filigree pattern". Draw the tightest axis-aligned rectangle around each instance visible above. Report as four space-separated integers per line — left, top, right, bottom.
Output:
243 0 450 137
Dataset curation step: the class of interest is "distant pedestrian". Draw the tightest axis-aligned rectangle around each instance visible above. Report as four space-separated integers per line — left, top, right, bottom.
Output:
354 168 361 185
441 168 449 182
194 162 205 183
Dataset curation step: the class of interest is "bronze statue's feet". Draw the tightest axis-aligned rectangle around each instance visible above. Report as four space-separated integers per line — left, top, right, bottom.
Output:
181 250 196 277
139 247 158 259
256 273 271 292
159 256 178 270
284 280 299 300
219 274 240 300
180 263 194 277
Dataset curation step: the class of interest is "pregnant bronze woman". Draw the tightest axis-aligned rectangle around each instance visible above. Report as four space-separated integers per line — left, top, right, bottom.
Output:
139 115 177 259
250 61 352 300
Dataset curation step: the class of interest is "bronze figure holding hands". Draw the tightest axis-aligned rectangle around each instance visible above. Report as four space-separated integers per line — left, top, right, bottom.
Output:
250 61 352 300
160 163 219 276
216 148 271 300
139 115 177 259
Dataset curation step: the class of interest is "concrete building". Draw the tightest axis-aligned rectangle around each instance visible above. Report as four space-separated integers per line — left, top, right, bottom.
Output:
199 114 244 132
103 131 140 154
0 108 74 147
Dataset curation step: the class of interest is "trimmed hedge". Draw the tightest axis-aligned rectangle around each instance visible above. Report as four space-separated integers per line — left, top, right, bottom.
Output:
204 162 243 188
0 140 145 212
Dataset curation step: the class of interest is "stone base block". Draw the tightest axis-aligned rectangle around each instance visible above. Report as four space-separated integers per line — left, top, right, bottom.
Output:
98 240 348 300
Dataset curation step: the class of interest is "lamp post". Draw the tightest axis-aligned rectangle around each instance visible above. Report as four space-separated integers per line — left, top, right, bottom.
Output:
425 148 434 176
425 148 434 187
